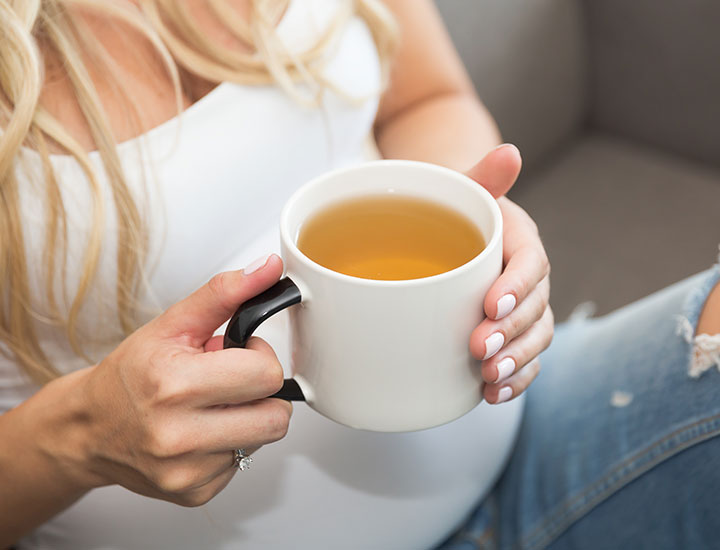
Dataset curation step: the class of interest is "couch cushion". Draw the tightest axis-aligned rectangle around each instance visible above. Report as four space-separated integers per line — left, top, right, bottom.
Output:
584 0 720 168
510 134 720 319
436 0 588 169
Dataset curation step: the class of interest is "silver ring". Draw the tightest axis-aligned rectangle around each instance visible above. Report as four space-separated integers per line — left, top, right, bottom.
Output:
233 449 253 471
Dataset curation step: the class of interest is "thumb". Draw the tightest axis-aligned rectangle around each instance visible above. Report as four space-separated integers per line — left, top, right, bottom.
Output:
156 254 284 347
465 143 522 198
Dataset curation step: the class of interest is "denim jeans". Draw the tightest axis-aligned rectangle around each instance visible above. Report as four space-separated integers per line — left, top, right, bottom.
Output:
440 266 720 550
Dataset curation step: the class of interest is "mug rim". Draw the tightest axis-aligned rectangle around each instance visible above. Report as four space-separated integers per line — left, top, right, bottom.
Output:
280 159 503 287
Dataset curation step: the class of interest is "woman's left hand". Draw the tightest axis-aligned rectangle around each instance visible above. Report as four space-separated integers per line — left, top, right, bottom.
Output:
465 144 554 404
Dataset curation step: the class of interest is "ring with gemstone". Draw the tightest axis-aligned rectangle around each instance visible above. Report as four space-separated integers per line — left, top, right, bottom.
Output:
232 449 253 471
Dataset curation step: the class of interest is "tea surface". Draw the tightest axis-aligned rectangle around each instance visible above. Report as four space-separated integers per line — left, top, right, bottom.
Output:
297 194 486 280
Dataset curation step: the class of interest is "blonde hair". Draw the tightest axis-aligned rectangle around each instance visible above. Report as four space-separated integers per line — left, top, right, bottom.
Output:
0 0 397 384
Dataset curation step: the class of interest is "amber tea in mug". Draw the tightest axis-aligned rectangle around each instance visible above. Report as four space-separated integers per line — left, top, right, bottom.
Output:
296 194 486 281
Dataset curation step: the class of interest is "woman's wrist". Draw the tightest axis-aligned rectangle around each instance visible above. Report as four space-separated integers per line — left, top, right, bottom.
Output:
17 367 106 493
0 367 105 544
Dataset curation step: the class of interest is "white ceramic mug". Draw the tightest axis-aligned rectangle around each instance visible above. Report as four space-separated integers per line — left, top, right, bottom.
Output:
224 160 502 432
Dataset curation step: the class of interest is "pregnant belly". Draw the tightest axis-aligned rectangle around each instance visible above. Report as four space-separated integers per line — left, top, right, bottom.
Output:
28 311 523 550
24 234 524 550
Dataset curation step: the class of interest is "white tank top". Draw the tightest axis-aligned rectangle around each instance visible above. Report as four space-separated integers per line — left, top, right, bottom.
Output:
8 2 523 548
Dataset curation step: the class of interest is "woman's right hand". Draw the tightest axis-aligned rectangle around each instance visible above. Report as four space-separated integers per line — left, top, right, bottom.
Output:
58 254 291 506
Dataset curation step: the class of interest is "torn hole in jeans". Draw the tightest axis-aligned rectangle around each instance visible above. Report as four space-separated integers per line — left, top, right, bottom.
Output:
676 249 720 379
677 317 720 378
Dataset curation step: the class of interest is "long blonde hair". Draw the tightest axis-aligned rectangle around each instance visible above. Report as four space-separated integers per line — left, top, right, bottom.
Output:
0 0 397 384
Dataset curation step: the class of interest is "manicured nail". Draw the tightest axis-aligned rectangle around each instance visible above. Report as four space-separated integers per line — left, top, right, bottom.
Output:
483 332 504 360
495 294 516 320
496 386 513 404
495 357 516 383
495 143 519 154
244 254 273 275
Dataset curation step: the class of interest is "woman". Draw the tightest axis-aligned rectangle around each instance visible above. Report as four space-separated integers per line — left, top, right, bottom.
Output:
0 0 551 548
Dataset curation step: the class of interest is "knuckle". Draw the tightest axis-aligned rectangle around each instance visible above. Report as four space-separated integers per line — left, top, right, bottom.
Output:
515 274 530 300
207 272 228 301
156 465 202 496
264 403 291 442
143 350 169 397
261 359 285 395
508 313 525 337
525 214 540 235
525 359 542 379
540 277 551 302
539 249 550 276
178 493 211 508
153 376 189 406
543 329 554 351
144 359 196 408
544 306 555 330
530 292 546 322
540 336 552 354
146 422 189 459
177 485 219 508
529 246 549 277
518 341 536 366
176 495 205 508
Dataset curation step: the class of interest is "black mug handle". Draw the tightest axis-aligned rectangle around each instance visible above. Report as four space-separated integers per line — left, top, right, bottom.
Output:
223 277 306 401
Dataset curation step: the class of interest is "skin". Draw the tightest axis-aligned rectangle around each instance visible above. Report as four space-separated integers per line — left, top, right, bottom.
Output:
697 282 720 335
1 0 555 544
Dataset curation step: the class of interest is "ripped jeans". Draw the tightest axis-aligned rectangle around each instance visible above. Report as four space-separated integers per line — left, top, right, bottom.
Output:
441 266 720 550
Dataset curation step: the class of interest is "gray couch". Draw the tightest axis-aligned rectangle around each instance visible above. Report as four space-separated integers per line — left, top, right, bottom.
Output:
437 0 720 319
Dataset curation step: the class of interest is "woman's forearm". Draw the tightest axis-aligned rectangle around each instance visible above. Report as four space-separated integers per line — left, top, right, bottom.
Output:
0 369 97 546
374 91 502 173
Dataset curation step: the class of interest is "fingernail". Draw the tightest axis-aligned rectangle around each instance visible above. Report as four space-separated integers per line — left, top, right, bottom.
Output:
244 254 273 275
496 386 513 404
495 143 518 153
495 357 516 383
483 332 504 360
495 294 516 320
